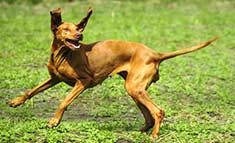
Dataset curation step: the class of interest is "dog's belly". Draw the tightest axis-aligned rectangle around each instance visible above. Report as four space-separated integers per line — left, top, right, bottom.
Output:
84 40 134 79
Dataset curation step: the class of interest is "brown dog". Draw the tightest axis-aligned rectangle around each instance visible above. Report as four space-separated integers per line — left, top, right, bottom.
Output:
9 8 218 138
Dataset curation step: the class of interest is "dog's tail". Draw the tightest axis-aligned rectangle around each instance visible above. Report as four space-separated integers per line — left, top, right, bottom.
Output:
159 36 219 62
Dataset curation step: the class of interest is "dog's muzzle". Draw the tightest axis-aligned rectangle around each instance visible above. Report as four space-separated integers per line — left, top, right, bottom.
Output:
65 38 81 50
65 33 83 50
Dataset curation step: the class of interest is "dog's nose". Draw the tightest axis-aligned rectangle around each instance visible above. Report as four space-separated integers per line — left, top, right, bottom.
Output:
76 33 83 39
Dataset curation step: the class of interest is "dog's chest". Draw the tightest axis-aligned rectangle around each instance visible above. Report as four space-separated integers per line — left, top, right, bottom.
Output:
47 59 76 85
48 53 95 86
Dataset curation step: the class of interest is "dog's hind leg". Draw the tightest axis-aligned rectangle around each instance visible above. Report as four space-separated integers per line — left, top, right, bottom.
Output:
9 77 60 107
132 97 155 132
125 64 164 138
126 84 164 137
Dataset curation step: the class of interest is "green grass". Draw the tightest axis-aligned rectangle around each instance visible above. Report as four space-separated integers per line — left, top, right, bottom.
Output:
0 0 235 142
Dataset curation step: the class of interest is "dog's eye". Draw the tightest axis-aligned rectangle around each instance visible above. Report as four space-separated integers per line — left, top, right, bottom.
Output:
63 28 70 31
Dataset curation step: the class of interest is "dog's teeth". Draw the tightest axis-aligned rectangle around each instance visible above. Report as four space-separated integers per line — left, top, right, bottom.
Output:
75 45 81 49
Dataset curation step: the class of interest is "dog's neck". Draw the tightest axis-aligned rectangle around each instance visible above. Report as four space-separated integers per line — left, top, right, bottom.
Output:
51 39 62 53
50 39 70 67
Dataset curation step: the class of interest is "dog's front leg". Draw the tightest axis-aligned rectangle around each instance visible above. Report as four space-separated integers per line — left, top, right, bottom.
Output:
47 80 88 127
9 77 60 107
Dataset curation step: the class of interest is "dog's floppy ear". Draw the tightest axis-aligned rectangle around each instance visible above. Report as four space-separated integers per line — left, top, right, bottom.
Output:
77 7 93 32
50 8 62 33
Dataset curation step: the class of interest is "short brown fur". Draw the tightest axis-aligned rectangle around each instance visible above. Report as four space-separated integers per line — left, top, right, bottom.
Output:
9 8 218 138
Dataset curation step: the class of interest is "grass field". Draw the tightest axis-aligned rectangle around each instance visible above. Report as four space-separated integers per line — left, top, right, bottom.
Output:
0 0 235 142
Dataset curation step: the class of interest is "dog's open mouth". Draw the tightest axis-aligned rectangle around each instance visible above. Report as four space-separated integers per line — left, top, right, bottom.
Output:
65 39 81 49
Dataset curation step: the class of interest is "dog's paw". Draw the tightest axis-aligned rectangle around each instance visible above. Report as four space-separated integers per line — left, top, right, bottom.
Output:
150 133 158 138
47 118 60 128
8 97 24 107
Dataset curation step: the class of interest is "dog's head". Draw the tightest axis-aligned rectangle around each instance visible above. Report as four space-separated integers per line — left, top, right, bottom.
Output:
50 8 92 50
